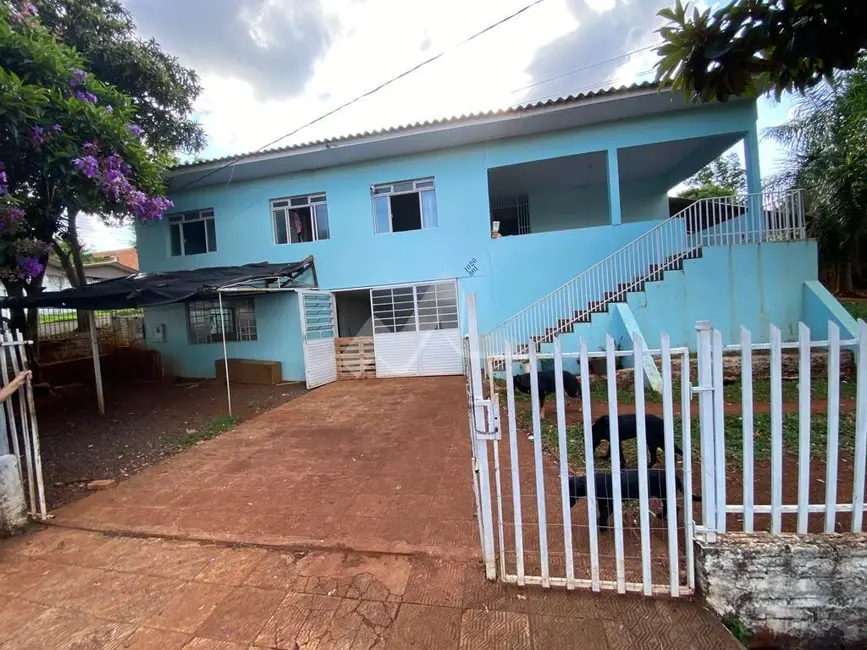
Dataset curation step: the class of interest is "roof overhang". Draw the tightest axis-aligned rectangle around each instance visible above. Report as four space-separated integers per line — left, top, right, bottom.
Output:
0 257 317 311
168 85 738 191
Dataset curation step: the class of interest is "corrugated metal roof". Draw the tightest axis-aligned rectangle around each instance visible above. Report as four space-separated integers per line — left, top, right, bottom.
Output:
174 81 660 171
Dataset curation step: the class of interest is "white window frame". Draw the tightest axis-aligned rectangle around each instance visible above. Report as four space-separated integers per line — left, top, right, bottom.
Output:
371 177 437 234
168 209 216 256
271 193 329 245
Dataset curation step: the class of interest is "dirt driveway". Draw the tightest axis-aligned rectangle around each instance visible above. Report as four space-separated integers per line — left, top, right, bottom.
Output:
51 377 479 559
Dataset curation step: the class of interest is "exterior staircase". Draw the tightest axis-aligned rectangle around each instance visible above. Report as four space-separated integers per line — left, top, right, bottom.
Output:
481 190 805 359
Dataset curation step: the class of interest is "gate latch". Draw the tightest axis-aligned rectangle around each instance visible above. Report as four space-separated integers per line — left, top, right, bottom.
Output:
473 398 501 441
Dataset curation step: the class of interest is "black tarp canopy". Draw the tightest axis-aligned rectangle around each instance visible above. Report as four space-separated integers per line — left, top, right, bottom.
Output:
0 257 316 311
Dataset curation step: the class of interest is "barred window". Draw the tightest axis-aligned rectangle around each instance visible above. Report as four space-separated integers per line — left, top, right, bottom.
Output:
186 298 257 344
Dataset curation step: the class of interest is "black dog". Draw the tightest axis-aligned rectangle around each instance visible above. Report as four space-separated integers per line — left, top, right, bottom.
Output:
568 469 700 531
591 414 683 469
512 370 580 419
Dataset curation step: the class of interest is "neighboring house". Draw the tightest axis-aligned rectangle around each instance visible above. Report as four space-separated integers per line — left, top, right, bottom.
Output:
136 82 824 385
43 248 139 292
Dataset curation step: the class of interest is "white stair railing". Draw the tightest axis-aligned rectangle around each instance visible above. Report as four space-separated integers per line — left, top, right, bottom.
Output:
481 189 805 358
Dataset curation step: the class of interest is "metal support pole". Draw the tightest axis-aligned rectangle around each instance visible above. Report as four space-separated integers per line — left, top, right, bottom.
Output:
88 311 105 415
218 291 233 417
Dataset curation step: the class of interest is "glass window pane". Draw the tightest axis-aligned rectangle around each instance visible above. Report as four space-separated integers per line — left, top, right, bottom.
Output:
415 179 434 189
373 185 391 195
206 218 217 252
272 200 289 208
373 196 390 234
393 181 414 193
170 224 182 256
183 220 207 255
274 210 288 244
314 204 330 240
421 190 438 228
290 196 308 207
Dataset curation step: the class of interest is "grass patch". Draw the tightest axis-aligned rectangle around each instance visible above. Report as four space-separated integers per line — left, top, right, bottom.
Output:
841 299 867 322
174 414 240 448
499 384 857 471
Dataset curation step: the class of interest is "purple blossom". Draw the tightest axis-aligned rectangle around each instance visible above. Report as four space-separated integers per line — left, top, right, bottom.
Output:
138 196 173 221
23 3 37 16
101 168 132 201
82 142 99 156
16 256 44 280
74 90 98 104
30 126 49 148
69 69 87 88
102 105 113 114
0 166 7 196
0 206 26 233
72 155 99 179
126 123 144 137
52 124 62 132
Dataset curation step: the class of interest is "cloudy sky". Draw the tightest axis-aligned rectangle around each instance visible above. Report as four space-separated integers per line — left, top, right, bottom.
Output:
82 0 793 251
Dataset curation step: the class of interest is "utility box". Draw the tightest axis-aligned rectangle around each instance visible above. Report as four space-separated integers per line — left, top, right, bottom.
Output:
215 358 282 385
152 323 166 343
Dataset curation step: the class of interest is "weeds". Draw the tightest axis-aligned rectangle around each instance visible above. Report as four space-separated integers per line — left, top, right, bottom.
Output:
174 414 240 448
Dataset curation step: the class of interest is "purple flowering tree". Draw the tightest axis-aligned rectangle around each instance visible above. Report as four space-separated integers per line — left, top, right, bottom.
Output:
1 2 174 359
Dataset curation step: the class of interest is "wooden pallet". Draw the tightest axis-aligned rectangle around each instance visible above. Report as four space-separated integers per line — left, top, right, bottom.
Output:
336 336 376 379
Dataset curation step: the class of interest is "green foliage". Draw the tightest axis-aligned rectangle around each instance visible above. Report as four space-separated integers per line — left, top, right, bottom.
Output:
31 0 204 156
174 414 241 448
764 59 867 293
679 152 746 201
655 1 867 102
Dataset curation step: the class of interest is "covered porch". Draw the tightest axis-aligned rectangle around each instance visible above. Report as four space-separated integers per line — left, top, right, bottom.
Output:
487 130 760 237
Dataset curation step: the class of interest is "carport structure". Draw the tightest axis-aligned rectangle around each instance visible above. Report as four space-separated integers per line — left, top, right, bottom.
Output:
0 258 315 416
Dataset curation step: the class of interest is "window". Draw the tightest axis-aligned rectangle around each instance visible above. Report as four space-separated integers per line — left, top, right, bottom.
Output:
372 178 438 234
169 209 216 256
490 195 530 237
272 193 329 244
186 298 257 344
371 282 458 334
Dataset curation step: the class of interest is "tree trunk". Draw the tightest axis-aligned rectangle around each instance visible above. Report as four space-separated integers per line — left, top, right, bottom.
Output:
54 209 90 332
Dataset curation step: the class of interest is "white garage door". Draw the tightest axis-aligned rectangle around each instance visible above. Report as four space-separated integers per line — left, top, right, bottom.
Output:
370 281 462 378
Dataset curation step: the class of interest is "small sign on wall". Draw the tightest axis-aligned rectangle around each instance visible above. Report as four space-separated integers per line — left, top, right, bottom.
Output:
464 257 479 277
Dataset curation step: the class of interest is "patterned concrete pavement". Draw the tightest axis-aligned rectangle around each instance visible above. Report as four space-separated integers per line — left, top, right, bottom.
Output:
0 527 738 649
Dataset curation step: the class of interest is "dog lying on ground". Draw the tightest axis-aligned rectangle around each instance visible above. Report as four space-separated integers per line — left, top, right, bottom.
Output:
512 370 580 419
568 469 700 531
590 414 683 468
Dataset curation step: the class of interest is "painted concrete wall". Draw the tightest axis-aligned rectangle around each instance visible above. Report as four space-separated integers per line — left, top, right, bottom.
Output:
802 280 860 341
139 101 760 341
143 292 305 381
697 534 867 648
624 240 819 348
527 177 670 233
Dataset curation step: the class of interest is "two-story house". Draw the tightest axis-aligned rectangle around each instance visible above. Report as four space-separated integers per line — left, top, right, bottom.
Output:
136 82 829 387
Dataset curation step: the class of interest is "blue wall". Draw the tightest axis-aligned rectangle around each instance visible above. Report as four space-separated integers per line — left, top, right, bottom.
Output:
143 293 305 381
623 240 818 349
802 280 860 341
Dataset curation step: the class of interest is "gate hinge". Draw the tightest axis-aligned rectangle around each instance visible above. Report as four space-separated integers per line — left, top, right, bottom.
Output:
473 398 501 441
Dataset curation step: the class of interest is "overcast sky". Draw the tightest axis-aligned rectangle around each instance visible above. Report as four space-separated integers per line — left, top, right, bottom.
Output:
82 0 794 251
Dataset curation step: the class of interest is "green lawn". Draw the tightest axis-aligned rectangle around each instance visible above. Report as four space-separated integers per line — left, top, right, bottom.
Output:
497 384 857 471
39 308 142 325
841 299 867 322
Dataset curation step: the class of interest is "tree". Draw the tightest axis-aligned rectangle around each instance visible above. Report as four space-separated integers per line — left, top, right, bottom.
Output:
1 2 172 356
679 152 746 201
655 1 867 102
29 0 204 292
765 59 867 294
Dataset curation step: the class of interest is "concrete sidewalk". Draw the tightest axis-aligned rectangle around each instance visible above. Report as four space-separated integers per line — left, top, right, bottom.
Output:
0 527 737 649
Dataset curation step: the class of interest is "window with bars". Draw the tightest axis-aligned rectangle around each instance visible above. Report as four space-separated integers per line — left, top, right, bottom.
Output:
490 195 531 237
371 178 438 234
169 209 217 256
272 193 329 244
371 282 458 334
186 298 257 344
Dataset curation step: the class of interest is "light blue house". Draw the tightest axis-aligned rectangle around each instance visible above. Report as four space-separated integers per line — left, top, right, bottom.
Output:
136 82 844 386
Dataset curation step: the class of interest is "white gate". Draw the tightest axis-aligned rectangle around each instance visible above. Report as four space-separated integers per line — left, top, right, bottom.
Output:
466 296 697 596
299 291 338 389
370 281 461 378
0 331 46 519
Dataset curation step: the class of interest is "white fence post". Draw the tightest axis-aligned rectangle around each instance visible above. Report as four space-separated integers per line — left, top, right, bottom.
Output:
579 338 600 592
528 342 550 587
466 294 497 579
660 333 680 597
553 337 575 589
741 326 754 533
712 329 726 534
695 321 717 541
797 322 812 534
852 320 867 532
632 333 653 596
605 334 627 593
770 324 784 536
824 322 840 534
504 342 526 584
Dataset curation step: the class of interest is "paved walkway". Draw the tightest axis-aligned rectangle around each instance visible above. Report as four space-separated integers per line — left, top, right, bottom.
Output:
1 527 734 649
0 377 739 648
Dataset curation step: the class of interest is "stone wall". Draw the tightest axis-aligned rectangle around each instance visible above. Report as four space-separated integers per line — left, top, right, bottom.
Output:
696 533 867 649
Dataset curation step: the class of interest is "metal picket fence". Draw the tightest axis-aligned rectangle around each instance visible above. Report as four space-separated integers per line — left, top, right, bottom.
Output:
464 292 867 598
0 331 46 519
